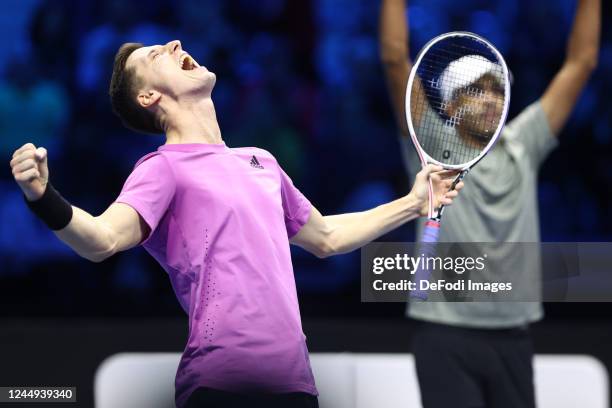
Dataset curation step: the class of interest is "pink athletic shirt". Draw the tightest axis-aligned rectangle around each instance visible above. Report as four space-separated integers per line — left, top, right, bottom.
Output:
114 142 317 407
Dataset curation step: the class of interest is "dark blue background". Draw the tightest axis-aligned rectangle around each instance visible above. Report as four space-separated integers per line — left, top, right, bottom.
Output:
0 0 610 317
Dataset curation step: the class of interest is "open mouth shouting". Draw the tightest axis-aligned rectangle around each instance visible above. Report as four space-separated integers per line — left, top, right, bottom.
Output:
179 53 201 71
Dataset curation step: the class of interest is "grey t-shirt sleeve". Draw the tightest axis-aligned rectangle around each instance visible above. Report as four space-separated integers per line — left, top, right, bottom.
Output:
399 101 463 180
502 101 558 168
411 100 482 166
399 102 443 181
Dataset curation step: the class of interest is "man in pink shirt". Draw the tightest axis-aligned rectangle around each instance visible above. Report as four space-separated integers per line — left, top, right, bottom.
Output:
10 40 462 408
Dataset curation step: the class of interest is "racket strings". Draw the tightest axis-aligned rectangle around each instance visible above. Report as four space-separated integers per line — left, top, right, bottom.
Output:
411 40 507 167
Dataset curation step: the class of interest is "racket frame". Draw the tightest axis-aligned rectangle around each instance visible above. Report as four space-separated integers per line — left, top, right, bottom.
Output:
405 31 511 171
405 31 511 220
404 32 511 300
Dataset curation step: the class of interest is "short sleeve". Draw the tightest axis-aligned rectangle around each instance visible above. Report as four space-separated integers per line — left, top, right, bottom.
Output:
503 101 558 168
278 165 312 238
400 102 443 180
114 152 176 242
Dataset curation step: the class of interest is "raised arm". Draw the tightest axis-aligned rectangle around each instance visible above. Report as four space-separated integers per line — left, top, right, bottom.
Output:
57 203 148 262
379 0 427 136
290 166 462 258
10 143 148 262
540 0 600 136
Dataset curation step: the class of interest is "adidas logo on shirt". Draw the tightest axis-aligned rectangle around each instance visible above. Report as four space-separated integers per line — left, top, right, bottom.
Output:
250 155 264 169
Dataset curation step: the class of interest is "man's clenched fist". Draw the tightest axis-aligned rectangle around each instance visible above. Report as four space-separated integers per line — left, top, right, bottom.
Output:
9 143 49 202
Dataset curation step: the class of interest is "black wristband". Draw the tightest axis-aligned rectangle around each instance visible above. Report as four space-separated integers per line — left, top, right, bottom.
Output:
24 183 73 231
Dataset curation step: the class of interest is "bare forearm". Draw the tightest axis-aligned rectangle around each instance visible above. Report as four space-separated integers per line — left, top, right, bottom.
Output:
54 206 116 262
10 144 141 262
379 0 415 134
290 165 458 258
565 0 600 69
540 0 600 134
323 194 421 255
380 0 409 64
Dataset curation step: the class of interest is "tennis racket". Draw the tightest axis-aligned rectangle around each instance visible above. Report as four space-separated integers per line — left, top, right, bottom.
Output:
405 31 511 300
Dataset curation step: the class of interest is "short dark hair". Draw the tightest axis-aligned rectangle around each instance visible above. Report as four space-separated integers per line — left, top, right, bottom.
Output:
109 43 163 135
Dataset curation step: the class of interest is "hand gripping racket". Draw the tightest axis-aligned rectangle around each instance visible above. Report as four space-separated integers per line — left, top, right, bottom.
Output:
405 32 511 300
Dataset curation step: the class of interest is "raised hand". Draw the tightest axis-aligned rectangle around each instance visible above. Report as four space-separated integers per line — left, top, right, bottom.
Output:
9 143 49 201
410 164 464 217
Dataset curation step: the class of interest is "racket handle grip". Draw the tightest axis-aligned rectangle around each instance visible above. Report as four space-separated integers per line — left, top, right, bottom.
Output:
410 220 440 301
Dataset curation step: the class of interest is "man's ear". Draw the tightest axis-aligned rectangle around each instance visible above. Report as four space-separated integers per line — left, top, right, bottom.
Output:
137 90 161 109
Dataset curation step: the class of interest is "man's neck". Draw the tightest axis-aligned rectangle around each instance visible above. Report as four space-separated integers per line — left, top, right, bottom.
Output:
164 97 222 145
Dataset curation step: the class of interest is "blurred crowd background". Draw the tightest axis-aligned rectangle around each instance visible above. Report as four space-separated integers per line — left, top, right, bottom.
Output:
0 0 610 318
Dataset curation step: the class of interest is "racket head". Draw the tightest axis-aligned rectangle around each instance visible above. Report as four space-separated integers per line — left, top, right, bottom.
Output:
405 31 511 170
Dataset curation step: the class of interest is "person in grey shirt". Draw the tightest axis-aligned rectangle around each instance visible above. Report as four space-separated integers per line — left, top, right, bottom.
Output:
379 0 600 407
